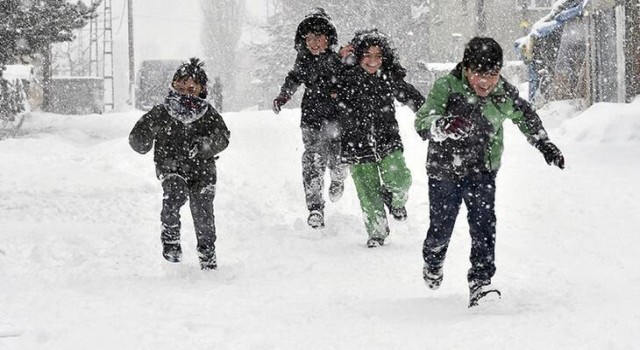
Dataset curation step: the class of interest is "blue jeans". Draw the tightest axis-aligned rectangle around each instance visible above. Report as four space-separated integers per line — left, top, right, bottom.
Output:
423 172 497 283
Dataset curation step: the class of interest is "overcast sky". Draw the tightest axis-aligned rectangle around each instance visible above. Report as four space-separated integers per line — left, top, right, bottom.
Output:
122 0 267 62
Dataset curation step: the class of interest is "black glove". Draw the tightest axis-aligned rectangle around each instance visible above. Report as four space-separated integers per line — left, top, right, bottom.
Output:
189 136 213 159
436 115 473 140
536 140 565 169
272 93 290 114
417 128 430 141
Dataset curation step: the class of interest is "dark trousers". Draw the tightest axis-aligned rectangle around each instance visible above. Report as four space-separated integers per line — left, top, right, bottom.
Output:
160 175 216 258
423 172 497 283
301 123 348 211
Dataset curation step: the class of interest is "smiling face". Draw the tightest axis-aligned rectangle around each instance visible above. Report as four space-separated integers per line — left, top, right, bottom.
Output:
305 33 329 55
465 68 501 97
360 45 383 74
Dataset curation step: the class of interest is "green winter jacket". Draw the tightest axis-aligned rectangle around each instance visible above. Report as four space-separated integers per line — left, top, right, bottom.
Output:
415 63 550 180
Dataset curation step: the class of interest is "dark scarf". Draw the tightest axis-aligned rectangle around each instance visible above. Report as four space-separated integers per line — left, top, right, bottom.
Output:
163 88 209 124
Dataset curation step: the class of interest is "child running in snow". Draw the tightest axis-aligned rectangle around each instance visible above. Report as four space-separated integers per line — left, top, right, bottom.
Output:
415 37 565 306
336 29 425 248
272 8 348 229
129 58 230 270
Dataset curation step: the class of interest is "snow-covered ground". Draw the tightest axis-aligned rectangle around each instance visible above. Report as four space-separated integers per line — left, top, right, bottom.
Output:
1 99 639 349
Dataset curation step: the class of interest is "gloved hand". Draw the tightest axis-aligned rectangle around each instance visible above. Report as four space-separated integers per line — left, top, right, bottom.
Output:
435 115 473 140
417 128 430 141
189 136 213 159
272 93 290 114
536 140 565 169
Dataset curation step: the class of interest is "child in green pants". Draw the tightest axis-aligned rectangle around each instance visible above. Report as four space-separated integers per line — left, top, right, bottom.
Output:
336 29 424 247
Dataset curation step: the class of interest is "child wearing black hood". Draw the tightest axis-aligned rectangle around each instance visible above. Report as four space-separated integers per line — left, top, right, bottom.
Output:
336 29 425 248
129 58 230 270
272 8 348 229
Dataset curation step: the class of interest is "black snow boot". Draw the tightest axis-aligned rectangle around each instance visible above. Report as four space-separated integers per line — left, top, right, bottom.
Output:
468 280 501 307
423 264 443 290
328 180 344 202
162 242 182 263
366 237 385 248
381 188 407 221
199 250 217 270
307 209 325 229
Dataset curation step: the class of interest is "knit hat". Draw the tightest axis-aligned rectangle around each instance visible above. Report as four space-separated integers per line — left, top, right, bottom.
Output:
294 8 338 52
462 37 503 73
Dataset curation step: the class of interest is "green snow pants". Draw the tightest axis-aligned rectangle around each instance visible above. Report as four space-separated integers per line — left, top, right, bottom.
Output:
350 150 412 239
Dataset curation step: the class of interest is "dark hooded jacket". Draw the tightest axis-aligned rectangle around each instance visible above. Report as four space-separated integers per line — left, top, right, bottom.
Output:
278 8 342 130
129 102 230 185
336 30 425 164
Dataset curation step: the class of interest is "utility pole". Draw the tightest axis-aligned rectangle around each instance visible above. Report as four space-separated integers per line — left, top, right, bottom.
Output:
476 0 486 36
128 0 135 106
103 0 114 110
89 11 98 77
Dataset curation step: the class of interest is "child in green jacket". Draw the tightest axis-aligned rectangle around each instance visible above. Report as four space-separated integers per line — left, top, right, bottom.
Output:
415 37 564 306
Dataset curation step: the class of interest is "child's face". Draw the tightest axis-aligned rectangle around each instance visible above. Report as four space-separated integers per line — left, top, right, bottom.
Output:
465 68 500 97
305 33 328 55
360 46 383 74
172 77 203 97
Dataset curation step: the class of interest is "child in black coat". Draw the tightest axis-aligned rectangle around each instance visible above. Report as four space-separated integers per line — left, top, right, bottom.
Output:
272 8 348 229
336 29 425 247
129 58 230 270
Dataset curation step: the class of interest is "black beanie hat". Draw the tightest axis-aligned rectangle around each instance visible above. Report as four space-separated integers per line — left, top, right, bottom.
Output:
462 37 503 73
294 8 338 52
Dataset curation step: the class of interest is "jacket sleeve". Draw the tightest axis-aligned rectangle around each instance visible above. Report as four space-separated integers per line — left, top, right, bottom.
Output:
203 110 230 158
319 53 343 95
393 77 425 113
506 83 551 146
334 67 358 113
279 54 304 97
414 76 451 140
129 107 161 154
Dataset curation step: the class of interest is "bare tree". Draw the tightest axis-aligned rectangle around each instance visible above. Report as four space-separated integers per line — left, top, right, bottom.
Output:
201 0 244 108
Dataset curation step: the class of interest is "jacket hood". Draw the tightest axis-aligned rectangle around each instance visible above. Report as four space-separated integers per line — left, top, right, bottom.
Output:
349 28 406 77
294 8 338 52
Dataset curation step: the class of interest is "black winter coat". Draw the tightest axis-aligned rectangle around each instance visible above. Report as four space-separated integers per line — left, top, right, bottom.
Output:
129 104 230 185
279 50 342 130
336 66 425 164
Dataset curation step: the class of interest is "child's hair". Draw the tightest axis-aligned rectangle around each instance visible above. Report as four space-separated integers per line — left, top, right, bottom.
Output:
350 29 405 76
462 37 503 73
172 57 208 98
294 8 338 52
173 58 208 86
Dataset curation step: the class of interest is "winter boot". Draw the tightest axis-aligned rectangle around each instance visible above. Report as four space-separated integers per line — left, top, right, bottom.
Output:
468 280 501 307
307 209 325 229
199 250 217 270
381 188 407 221
422 264 443 290
389 206 407 221
328 180 344 203
162 242 182 263
366 237 385 248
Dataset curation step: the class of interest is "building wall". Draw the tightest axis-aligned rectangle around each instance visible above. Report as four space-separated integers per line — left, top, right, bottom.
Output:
420 0 554 63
